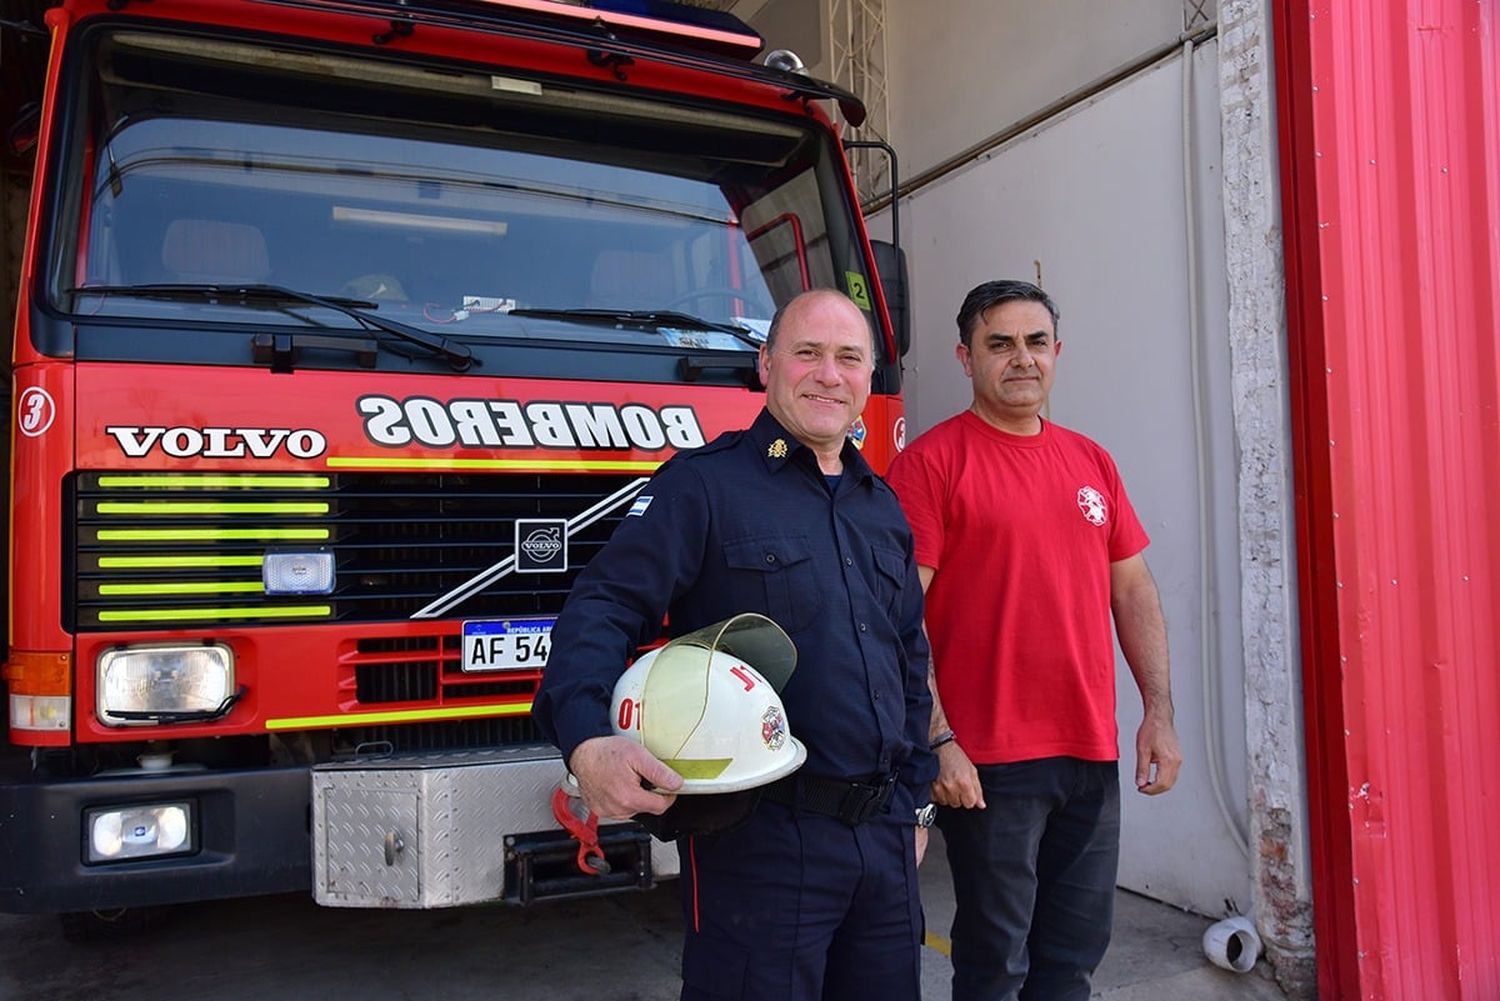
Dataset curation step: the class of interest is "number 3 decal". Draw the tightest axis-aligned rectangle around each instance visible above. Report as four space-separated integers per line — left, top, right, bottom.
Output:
17 387 56 438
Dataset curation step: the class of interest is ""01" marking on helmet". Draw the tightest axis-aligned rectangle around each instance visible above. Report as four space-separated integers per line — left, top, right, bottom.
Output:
618 698 640 730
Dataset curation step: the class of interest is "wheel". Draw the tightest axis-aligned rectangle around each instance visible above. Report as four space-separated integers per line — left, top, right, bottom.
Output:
59 906 168 943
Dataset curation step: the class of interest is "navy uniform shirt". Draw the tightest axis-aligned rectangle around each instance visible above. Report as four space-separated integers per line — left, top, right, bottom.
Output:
533 407 936 807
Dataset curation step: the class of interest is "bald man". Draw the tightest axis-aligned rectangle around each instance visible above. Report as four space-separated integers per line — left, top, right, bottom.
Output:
537 290 936 1001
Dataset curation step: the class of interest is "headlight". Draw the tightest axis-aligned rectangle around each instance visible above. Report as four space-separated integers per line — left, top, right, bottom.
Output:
97 644 233 726
263 549 335 595
86 802 194 862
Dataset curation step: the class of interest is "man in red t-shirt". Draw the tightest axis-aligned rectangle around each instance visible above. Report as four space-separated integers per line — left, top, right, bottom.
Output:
887 279 1182 1001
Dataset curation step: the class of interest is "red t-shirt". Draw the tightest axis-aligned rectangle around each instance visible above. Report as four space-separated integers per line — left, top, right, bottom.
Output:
886 411 1149 764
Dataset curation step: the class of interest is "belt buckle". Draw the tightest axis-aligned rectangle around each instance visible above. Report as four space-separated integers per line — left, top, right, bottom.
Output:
837 777 891 825
833 783 867 825
860 774 897 823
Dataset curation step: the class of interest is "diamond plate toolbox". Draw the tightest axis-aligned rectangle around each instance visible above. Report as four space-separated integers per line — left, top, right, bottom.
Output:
312 745 679 908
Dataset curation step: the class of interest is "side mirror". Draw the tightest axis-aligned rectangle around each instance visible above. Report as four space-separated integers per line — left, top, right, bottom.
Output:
870 239 910 357
6 102 40 157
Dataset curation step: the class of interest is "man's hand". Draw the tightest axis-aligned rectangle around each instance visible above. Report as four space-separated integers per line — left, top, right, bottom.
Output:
1134 714 1182 795
915 825 929 866
931 740 986 809
569 735 684 819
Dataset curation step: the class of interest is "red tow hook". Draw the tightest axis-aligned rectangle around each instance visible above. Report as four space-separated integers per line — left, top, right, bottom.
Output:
551 784 610 876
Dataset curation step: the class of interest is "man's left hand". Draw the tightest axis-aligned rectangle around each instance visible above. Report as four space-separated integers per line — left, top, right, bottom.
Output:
915 825 929 866
1135 714 1182 794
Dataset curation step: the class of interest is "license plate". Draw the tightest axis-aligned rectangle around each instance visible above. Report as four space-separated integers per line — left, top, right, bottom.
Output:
461 617 554 673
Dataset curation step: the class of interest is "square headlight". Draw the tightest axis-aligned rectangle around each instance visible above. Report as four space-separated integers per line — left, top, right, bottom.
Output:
262 550 335 596
97 644 233 726
86 802 195 863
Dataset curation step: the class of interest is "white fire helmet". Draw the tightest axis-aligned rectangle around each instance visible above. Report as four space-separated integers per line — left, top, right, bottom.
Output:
611 613 806 794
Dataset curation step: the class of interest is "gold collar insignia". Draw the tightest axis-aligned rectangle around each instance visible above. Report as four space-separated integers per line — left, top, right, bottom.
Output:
767 438 789 459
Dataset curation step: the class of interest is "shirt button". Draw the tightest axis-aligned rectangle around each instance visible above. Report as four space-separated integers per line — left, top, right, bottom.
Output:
873 689 881 700
858 622 868 633
765 554 777 565
844 557 853 566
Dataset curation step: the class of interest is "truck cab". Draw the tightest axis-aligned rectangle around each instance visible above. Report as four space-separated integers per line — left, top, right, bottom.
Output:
1 0 905 926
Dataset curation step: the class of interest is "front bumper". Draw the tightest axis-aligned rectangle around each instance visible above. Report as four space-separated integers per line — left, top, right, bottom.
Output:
0 746 680 914
0 764 311 914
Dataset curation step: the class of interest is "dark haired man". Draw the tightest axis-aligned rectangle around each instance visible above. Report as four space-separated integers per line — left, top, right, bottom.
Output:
887 279 1182 1001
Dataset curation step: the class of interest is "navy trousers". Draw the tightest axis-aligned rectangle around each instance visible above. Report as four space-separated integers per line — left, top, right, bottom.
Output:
678 798 923 1001
938 757 1120 1001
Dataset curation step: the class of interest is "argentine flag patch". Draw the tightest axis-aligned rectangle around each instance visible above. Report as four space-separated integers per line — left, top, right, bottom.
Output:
628 495 653 517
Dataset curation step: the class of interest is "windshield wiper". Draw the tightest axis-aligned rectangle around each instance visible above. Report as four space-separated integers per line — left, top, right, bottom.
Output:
508 307 765 350
71 283 475 371
105 685 248 726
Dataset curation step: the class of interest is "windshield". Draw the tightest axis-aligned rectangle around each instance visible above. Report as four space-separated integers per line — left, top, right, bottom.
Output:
45 28 879 364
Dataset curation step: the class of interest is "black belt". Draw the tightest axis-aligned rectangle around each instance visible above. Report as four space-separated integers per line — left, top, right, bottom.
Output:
763 771 898 826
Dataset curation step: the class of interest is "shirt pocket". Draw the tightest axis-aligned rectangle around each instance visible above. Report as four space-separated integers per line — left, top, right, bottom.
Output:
871 544 908 620
722 535 823 634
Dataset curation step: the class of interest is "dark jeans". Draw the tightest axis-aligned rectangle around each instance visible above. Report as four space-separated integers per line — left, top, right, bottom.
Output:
679 797 923 1001
938 757 1120 1001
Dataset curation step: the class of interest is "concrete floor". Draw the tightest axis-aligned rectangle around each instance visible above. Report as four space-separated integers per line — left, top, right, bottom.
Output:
917 831 1289 1001
1 829 1289 1000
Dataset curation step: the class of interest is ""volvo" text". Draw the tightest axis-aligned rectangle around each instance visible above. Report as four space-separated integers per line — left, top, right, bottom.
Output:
105 426 328 459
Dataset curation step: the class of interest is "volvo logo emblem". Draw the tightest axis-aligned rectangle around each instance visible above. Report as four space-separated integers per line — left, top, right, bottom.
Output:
515 519 568 573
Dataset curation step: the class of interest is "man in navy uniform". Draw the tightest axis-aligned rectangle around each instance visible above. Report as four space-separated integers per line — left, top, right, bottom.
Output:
534 289 936 1001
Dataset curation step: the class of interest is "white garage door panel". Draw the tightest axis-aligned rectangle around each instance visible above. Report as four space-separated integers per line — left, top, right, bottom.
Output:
891 42 1250 916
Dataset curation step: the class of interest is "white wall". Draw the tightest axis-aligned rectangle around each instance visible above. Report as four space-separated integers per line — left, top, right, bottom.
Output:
887 2 1187 180
877 1 1253 917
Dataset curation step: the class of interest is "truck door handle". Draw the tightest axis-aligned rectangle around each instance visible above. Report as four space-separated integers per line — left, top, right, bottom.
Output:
384 831 405 867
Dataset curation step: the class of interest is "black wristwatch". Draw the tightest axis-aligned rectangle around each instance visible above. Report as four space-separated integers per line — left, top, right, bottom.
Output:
915 802 937 828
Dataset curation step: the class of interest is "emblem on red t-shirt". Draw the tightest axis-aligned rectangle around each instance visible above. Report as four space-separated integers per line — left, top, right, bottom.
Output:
1077 486 1108 526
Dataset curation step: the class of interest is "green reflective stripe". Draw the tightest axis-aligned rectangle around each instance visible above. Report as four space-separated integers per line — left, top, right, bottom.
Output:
98 554 266 569
97 501 330 515
266 702 533 731
660 758 733 779
97 605 330 623
96 475 331 489
100 581 265 596
97 528 329 541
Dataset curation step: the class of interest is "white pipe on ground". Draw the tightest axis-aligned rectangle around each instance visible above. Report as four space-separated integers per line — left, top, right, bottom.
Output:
1202 914 1262 973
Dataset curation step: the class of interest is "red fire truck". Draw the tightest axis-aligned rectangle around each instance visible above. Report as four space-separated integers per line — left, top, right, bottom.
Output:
0 0 908 934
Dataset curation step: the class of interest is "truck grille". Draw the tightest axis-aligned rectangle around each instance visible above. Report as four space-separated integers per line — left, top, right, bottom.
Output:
348 633 541 705
71 470 647 631
331 717 543 757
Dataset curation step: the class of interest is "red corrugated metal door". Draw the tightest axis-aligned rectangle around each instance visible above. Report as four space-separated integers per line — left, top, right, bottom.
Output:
1276 1 1500 998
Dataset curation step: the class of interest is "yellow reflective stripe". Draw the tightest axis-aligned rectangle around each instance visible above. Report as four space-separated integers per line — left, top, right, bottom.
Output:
99 554 266 569
96 475 331 489
100 581 265 596
924 932 952 957
97 528 330 541
98 605 330 622
97 501 330 515
661 757 732 779
326 456 661 472
265 702 533 731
